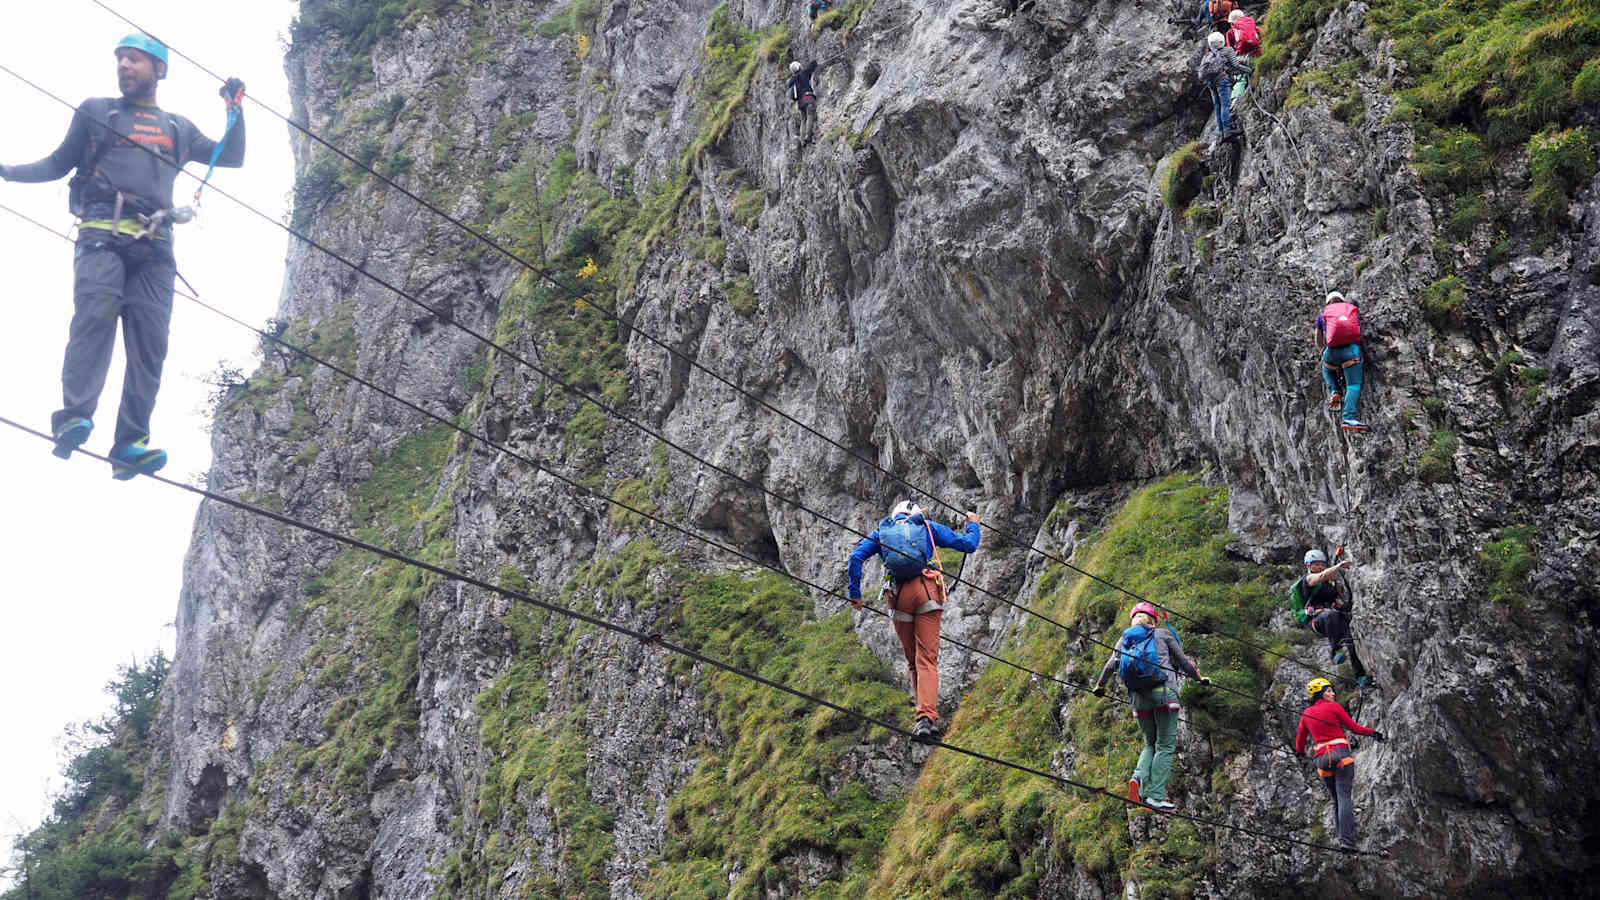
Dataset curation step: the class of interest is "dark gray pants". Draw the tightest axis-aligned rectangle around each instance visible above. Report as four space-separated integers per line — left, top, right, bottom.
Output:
53 230 176 452
797 95 816 142
1312 608 1366 677
1316 747 1357 849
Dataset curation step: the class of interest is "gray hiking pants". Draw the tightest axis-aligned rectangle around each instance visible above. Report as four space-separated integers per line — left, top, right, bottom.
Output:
1316 746 1358 849
796 94 816 142
54 229 176 452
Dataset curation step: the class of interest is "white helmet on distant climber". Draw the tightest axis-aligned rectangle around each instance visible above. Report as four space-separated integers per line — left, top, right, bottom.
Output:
790 61 802 74
1326 291 1345 303
1207 31 1225 49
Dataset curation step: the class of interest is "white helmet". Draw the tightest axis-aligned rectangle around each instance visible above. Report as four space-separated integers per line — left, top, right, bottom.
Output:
1227 8 1244 22
890 500 924 518
1304 549 1328 568
790 61 802 74
1207 31 1225 49
1326 291 1345 303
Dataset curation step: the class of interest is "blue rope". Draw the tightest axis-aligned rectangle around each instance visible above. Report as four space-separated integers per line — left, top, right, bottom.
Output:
191 101 240 204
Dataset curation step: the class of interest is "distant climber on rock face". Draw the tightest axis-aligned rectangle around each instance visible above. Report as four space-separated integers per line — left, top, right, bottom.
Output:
807 0 829 21
1290 548 1373 685
1224 9 1261 103
786 59 819 143
1197 32 1251 137
1194 0 1235 30
1296 677 1383 854
1092 602 1209 812
847 501 981 743
1317 291 1369 432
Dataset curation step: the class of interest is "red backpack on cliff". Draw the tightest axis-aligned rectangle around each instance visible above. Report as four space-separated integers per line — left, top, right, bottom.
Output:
1321 302 1362 347
1228 15 1261 57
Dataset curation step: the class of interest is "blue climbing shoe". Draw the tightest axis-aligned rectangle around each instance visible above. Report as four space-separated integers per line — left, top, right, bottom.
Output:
1355 675 1377 689
1333 648 1347 665
109 439 167 481
51 417 92 459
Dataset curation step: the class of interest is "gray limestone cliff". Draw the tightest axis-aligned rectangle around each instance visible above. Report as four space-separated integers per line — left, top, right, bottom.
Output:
134 0 1600 897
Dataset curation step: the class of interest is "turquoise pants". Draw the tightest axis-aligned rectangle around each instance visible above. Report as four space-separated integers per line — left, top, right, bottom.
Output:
1133 706 1179 802
1322 343 1363 421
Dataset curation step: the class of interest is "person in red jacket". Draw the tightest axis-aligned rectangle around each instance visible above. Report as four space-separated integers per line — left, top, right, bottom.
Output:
1295 677 1385 853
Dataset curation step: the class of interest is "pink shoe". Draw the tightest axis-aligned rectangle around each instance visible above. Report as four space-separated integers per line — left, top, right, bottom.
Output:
1128 778 1141 803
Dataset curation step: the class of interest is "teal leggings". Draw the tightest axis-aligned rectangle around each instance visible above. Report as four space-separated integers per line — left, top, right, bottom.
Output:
1134 707 1179 802
1322 343 1363 420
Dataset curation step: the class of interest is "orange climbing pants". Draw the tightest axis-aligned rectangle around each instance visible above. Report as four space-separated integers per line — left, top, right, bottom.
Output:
888 571 946 722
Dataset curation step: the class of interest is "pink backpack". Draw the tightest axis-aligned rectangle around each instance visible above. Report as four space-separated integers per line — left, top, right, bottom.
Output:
1321 302 1361 347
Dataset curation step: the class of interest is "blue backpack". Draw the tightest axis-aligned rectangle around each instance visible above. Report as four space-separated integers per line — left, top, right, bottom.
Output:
1117 624 1166 691
877 514 934 582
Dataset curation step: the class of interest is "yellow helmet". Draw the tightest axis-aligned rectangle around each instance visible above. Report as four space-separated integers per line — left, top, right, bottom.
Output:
1306 677 1333 700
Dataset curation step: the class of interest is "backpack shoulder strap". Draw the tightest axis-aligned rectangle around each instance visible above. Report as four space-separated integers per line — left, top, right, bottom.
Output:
80 99 122 174
168 112 190 169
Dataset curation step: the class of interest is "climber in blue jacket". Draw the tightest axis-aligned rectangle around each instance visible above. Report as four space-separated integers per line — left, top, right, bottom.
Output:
848 502 980 741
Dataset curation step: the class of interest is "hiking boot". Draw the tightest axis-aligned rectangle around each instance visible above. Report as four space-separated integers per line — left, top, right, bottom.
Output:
51 417 92 459
911 717 939 744
109 439 167 481
1327 393 1342 410
1128 778 1141 803
1340 843 1359 856
1340 418 1370 432
1145 798 1176 812
1355 675 1377 689
1333 648 1347 665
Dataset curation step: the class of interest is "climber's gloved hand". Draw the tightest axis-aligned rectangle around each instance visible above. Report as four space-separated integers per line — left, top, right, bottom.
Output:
1199 676 1213 686
220 77 246 105
1371 731 1386 743
1092 685 1106 698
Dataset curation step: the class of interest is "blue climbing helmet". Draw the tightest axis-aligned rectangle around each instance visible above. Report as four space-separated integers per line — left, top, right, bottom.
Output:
115 33 169 75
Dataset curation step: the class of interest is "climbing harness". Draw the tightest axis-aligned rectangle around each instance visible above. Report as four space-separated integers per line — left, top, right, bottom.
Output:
132 204 194 240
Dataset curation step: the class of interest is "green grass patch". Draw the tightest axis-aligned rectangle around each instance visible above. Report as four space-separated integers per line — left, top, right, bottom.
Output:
1372 0 1600 231
1422 275 1466 330
1480 524 1536 608
644 566 908 898
1417 429 1459 483
866 474 1281 897
536 0 601 38
1528 126 1597 223
1492 350 1524 382
813 0 873 40
1161 141 1207 214
730 186 765 228
725 276 757 316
